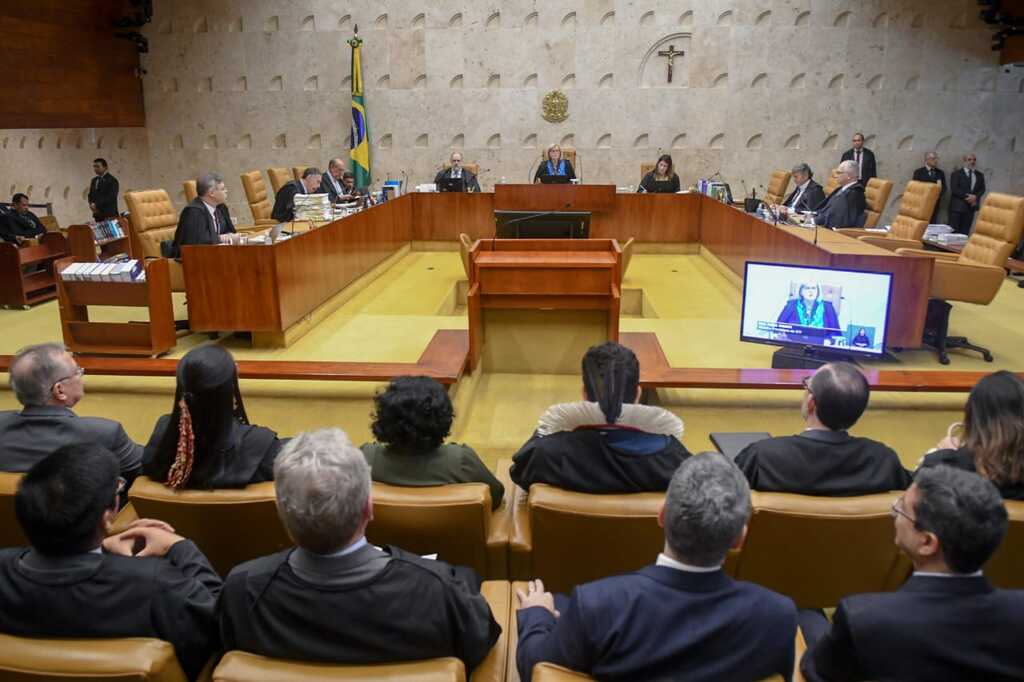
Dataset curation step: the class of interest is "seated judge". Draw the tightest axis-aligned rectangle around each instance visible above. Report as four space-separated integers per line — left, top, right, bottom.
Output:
168 172 237 257
271 166 323 222
802 466 1024 682
638 154 681 193
775 163 826 218
434 151 481 192
813 160 866 228
0 444 222 680
143 345 286 489
510 342 690 493
360 376 504 508
533 144 576 183
919 370 1024 500
219 428 502 671
912 151 946 224
0 193 46 244
777 282 840 329
320 158 361 203
734 362 911 495
516 453 797 682
1 343 142 483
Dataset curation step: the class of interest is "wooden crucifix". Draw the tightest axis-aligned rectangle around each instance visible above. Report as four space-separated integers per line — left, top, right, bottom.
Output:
657 44 685 83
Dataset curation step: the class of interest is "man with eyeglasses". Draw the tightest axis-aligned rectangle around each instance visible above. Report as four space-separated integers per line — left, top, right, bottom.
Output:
0 342 143 484
802 466 1024 681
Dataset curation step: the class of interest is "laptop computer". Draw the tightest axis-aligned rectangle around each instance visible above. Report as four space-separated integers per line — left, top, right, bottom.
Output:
438 177 466 192
539 175 571 185
710 432 772 459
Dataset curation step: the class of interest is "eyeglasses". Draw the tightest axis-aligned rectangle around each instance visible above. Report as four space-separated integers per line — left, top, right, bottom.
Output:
891 496 919 526
51 366 85 391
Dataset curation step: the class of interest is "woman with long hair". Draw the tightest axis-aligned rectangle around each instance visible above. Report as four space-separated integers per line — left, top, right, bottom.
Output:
638 154 681 193
143 345 285 489
533 144 577 183
919 370 1024 499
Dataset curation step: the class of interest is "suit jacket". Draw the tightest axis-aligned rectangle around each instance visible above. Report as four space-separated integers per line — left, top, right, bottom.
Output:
434 168 481 193
170 199 234 258
319 174 361 204
814 183 867 228
0 540 222 680
0 210 45 242
734 429 912 496
271 180 306 222
0 405 143 482
88 173 120 220
517 565 797 682
840 148 876 183
781 180 826 214
949 167 986 215
802 575 1024 682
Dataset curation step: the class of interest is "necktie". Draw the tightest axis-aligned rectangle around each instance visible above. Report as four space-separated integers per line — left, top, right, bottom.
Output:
968 170 974 192
855 151 862 179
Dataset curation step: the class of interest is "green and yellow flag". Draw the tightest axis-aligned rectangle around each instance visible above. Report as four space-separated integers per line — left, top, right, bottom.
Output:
348 30 371 188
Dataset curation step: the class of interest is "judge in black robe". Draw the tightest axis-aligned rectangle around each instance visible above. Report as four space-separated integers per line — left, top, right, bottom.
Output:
271 169 322 222
777 164 827 217
320 159 362 203
638 172 680 193
88 159 120 220
534 145 576 183
170 198 234 258
814 162 866 228
912 152 946 224
435 166 481 192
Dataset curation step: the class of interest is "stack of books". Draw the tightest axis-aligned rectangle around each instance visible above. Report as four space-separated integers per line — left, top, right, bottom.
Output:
91 220 125 242
60 260 145 282
293 193 331 222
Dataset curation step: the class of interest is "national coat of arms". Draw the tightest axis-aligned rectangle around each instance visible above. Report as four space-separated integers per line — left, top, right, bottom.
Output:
542 90 569 123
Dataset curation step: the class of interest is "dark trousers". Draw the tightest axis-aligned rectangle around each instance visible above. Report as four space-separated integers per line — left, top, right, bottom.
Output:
948 210 975 235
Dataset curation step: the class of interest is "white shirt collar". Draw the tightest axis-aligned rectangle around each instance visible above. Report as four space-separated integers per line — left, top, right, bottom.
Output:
656 552 722 573
201 198 218 218
319 536 368 559
913 570 983 578
840 180 858 192
797 179 810 191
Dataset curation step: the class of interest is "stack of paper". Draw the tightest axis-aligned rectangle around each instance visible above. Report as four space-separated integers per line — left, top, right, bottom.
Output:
925 224 954 238
60 260 144 282
293 193 331 222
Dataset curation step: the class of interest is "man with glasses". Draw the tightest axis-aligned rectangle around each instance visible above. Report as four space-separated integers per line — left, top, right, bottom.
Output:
168 171 239 257
0 343 143 483
733 362 911 495
802 466 1024 681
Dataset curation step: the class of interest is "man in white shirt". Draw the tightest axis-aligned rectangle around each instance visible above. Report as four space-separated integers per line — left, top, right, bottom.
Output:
776 163 826 219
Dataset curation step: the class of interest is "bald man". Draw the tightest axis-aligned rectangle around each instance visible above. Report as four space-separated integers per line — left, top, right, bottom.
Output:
912 152 946 224
319 158 360 204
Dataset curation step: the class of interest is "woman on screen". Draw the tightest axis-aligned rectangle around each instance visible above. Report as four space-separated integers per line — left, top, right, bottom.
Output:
776 282 840 329
638 154 681 193
852 328 871 347
534 144 576 183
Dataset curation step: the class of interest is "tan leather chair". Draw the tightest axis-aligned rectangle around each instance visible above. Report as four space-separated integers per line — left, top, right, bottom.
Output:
764 170 792 205
122 189 185 292
823 167 841 196
640 162 655 179
182 180 197 203
620 237 635 280
443 162 481 177
860 177 893 228
0 633 188 681
839 180 941 250
895 193 1024 364
212 581 511 682
127 476 292 577
38 214 61 233
0 471 27 548
239 171 277 226
530 663 785 682
985 499 1024 589
727 491 910 609
508 484 664 592
266 168 292 194
458 233 473 279
292 166 314 181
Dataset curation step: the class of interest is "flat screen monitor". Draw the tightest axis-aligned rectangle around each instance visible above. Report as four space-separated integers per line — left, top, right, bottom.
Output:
538 174 571 184
438 177 465 192
739 261 894 356
494 211 591 238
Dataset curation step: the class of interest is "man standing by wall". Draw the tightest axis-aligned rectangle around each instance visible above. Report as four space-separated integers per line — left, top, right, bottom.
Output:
87 158 119 221
840 133 876 185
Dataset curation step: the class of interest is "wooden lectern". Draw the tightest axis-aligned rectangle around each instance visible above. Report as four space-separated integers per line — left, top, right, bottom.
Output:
467 239 622 373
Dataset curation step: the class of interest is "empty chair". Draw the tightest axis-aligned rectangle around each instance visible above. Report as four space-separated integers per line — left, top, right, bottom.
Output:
122 189 184 291
861 177 894 228
0 634 189 682
763 170 792 205
239 171 277 226
838 180 941 250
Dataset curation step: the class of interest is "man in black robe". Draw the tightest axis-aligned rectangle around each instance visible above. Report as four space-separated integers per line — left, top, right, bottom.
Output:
912 151 946 224
434 151 481 192
0 193 46 243
0 443 221 679
814 161 867 228
219 428 501 672
776 163 826 219
169 171 236 257
320 158 361 203
271 167 323 222
87 158 120 220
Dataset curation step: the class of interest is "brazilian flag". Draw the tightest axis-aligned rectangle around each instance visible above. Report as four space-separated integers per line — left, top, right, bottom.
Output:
348 31 371 188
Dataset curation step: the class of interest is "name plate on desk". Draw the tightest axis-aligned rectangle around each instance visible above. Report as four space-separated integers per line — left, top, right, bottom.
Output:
494 184 615 212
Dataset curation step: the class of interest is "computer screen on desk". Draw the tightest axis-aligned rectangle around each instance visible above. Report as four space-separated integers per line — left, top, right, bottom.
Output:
538 175 572 184
494 211 591 238
740 261 893 356
438 177 465 192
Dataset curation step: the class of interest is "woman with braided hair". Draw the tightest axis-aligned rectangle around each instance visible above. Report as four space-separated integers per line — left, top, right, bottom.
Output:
142 345 286 489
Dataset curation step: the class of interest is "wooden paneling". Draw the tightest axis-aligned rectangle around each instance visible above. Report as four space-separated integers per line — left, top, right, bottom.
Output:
593 193 701 242
0 1 145 128
494 184 616 212
411 192 495 241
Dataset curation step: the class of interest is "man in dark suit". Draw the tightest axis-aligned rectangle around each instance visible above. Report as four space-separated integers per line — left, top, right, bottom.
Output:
912 151 946 224
271 166 323 222
776 163 826 219
320 158 361 203
516 453 797 682
802 466 1024 681
814 161 867 228
169 171 237 257
434 151 481 192
948 153 986 235
0 343 143 483
840 132 876 184
0 193 46 244
87 158 120 220
0 443 222 680
219 428 501 672
734 362 911 496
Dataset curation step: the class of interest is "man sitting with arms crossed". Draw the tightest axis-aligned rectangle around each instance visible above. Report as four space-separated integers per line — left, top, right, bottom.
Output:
219 427 501 672
0 444 221 679
0 193 46 244
516 453 797 682
802 466 1024 681
734 362 911 495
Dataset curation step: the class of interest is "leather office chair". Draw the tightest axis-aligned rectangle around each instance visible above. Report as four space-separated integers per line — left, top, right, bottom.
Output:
895 192 1024 363
764 170 792 206
182 180 197 203
728 491 910 609
266 168 291 194
122 190 185 292
240 171 277 226
292 166 314 182
860 177 893 228
458 233 473 279
127 476 292 577
986 499 1024 589
508 484 664 592
823 167 841 196
620 237 635 280
0 471 27 548
839 180 941 250
442 162 481 177
0 633 189 681
38 214 61 233
212 581 511 682
639 162 655 179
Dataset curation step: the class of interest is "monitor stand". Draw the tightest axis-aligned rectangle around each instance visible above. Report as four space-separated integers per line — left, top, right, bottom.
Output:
771 346 860 370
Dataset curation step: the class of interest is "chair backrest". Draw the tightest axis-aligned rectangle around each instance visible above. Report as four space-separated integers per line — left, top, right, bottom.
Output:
442 162 481 177
366 481 494 576
0 472 27 548
823 167 841 196
540 147 577 169
213 651 465 682
620 237 635 279
886 180 941 241
265 168 291 194
531 663 784 682
38 215 60 232
122 190 178 259
640 162 655 179
292 166 314 182
240 171 273 223
764 170 792 205
0 633 187 682
182 180 197 203
525 484 664 593
127 476 292 576
959 193 1024 267
730 491 910 609
862 177 894 229
458 233 473 278
986 499 1024 589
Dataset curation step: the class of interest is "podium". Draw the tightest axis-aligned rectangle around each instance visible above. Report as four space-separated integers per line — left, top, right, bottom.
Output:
467 239 622 373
